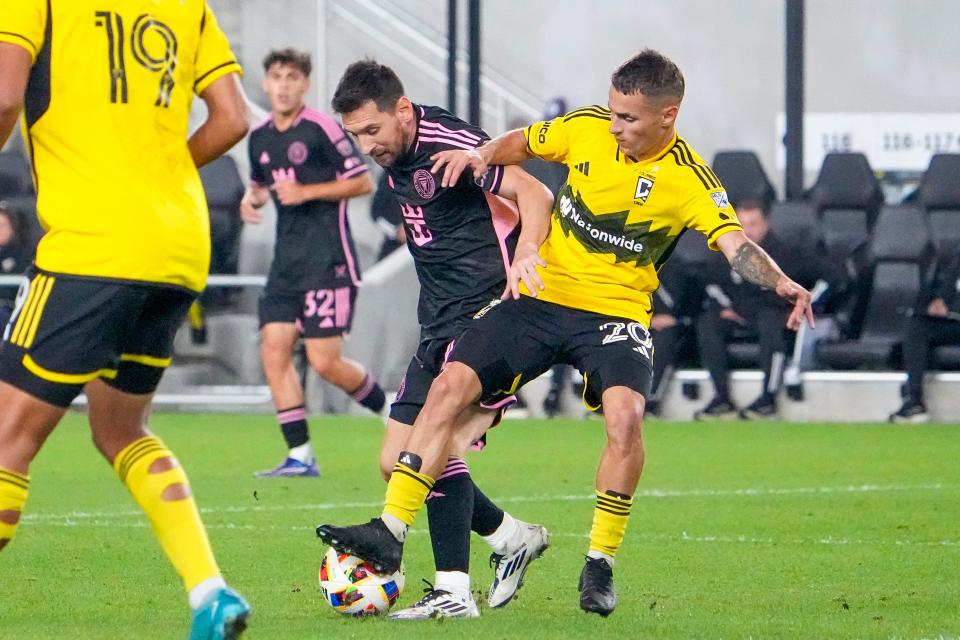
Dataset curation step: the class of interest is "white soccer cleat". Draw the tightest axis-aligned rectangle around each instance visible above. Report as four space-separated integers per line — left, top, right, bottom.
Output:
487 523 550 608
388 589 480 620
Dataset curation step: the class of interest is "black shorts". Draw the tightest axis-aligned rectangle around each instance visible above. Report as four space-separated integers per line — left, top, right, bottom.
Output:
0 269 195 407
449 295 654 411
389 335 457 426
258 277 358 339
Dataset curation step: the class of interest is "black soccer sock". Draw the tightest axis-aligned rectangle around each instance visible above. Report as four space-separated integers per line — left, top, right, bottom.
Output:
471 482 505 537
277 405 309 449
349 374 387 413
426 457 474 573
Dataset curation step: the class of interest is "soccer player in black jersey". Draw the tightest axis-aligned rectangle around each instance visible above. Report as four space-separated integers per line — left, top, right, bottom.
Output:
319 50 814 618
241 50 386 477
321 60 555 619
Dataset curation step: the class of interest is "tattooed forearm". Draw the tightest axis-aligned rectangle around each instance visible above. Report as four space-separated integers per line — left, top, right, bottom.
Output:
730 241 783 290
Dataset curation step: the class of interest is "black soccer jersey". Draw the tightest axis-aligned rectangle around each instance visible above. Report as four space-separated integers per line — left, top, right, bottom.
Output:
248 107 369 293
385 105 521 339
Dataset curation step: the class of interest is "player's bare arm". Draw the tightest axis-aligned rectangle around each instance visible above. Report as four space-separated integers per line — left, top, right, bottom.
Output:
0 43 31 147
271 172 373 206
189 73 249 168
715 230 814 331
494 165 555 299
430 128 532 188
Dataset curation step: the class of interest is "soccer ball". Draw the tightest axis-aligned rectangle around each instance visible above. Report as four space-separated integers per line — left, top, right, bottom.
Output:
318 547 404 616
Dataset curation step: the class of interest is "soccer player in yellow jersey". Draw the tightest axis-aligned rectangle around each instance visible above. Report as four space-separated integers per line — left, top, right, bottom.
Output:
0 2 251 637
316 49 814 617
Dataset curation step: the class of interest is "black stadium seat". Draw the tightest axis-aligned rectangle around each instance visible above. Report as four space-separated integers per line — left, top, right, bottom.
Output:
816 206 931 369
927 210 960 259
933 345 960 370
199 156 245 305
821 208 869 261
711 150 776 209
0 150 34 198
769 201 819 254
807 152 884 219
916 153 960 211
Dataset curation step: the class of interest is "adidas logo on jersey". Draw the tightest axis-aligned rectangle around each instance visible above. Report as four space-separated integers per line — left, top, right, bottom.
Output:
574 161 590 176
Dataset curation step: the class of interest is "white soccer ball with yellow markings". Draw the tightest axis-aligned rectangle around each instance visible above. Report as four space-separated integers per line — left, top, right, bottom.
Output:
318 547 404 616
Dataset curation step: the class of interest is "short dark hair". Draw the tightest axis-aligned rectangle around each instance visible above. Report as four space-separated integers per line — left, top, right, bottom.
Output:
331 59 405 114
611 49 685 104
734 198 770 218
262 48 312 77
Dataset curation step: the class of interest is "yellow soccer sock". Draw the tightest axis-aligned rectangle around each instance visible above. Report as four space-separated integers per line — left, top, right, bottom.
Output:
113 436 220 592
588 490 634 557
383 462 434 526
0 467 29 551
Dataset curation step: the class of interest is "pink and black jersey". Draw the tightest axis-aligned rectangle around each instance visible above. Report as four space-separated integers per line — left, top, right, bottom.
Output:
248 106 369 293
386 104 520 340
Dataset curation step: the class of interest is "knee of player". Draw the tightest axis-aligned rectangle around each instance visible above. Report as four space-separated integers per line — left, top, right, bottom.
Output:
430 364 479 404
260 338 292 364
604 402 644 446
308 354 338 379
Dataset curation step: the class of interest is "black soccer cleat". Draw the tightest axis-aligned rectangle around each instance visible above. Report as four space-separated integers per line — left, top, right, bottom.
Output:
578 556 617 616
889 399 930 424
315 518 404 574
738 394 778 420
693 397 738 421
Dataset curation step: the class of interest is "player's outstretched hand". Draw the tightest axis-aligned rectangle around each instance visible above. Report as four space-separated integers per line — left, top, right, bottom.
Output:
430 149 488 188
775 276 815 331
503 245 546 300
240 193 263 224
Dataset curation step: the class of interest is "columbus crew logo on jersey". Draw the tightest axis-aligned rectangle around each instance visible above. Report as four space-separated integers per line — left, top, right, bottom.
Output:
634 175 655 204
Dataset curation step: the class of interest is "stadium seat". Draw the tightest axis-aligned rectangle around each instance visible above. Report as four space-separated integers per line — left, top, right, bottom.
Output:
769 201 819 254
711 150 776 208
199 156 245 308
200 156 244 274
807 152 884 220
670 227 716 267
1 195 42 249
821 208 869 261
816 206 931 369
0 150 34 198
927 210 960 259
933 345 960 370
868 205 930 263
200 155 245 211
916 153 960 211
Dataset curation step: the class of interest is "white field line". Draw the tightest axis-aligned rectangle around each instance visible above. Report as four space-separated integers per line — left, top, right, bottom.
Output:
20 482 958 523
23 519 960 549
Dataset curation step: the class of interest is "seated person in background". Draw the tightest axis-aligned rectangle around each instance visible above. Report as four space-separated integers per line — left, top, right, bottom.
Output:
0 203 32 313
693 199 804 420
889 249 960 424
644 257 706 417
370 172 405 260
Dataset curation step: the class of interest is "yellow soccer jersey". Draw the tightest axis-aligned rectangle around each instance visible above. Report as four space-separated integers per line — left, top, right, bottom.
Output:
0 0 242 292
523 106 742 325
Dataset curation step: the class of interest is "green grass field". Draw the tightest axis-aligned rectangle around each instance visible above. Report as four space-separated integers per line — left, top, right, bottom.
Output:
3 413 959 639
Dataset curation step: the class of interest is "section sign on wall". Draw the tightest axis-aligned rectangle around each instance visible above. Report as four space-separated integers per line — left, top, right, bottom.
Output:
776 113 960 172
